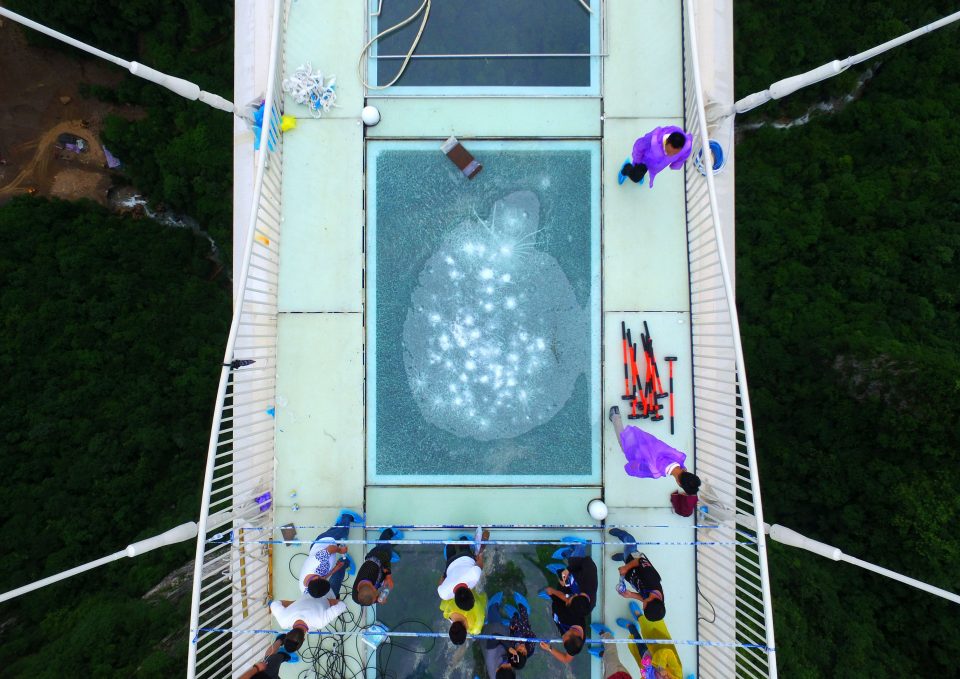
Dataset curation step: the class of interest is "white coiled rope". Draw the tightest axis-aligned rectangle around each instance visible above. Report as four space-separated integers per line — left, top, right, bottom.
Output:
282 63 337 118
358 0 431 90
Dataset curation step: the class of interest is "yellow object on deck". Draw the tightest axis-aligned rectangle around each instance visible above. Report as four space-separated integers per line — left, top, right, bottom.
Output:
626 615 683 679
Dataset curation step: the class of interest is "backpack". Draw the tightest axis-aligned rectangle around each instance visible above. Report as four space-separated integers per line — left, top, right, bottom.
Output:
670 492 698 517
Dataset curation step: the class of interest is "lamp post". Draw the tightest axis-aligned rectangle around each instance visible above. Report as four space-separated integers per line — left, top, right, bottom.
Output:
0 522 198 604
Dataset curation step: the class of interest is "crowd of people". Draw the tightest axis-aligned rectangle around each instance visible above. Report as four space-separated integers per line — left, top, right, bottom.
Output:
244 520 685 679
240 403 700 678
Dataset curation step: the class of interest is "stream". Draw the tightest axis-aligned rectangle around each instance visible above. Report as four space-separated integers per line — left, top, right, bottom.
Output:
108 187 228 278
738 67 876 131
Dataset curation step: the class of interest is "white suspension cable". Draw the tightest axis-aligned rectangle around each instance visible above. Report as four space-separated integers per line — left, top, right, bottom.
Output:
704 502 960 605
767 524 960 605
0 6 237 114
0 522 197 604
726 9 960 117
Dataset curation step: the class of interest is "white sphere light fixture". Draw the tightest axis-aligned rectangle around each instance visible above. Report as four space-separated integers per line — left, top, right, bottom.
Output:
588 498 608 521
361 105 381 126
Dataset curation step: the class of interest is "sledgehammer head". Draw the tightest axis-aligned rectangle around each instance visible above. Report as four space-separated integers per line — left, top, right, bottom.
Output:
441 136 482 179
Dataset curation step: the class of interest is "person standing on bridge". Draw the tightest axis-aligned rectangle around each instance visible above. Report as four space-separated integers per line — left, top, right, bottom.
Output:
237 634 299 679
539 539 597 663
298 509 362 600
352 527 402 608
617 126 693 187
608 406 701 500
439 529 490 645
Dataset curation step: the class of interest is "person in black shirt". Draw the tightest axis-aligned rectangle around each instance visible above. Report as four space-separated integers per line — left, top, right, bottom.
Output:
480 615 514 679
609 529 666 621
352 527 400 607
539 543 598 663
238 635 296 679
560 545 599 608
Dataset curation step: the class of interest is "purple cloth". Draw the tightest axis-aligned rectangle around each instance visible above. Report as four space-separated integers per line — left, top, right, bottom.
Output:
620 426 686 478
102 146 121 169
255 491 273 511
630 126 693 188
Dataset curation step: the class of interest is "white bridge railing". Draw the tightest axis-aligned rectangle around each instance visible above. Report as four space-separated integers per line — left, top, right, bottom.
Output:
186 1 285 677
682 2 778 678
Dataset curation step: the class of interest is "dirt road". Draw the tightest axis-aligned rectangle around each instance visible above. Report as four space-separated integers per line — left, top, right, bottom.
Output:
0 20 142 204
0 120 112 200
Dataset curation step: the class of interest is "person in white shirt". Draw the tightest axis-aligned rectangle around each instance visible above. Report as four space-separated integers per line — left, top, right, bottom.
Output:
437 529 489 602
437 529 489 644
270 587 347 634
297 509 362 598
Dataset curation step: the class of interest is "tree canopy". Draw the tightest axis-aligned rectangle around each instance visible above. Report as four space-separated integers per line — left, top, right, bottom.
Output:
735 2 960 675
0 3 232 675
0 198 229 675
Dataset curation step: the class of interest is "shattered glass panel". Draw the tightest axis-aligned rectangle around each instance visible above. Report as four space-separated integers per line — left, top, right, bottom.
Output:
368 142 599 483
403 190 586 441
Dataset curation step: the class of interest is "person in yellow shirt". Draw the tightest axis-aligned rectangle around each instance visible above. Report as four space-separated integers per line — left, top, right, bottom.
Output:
440 587 489 644
438 531 489 644
617 602 683 679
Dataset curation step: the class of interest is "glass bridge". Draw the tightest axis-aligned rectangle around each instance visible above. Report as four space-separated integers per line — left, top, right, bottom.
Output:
186 2 777 678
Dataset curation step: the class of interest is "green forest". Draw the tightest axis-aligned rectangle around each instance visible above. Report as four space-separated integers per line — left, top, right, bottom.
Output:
0 1 234 676
0 198 230 676
735 1 960 676
0 0 957 677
